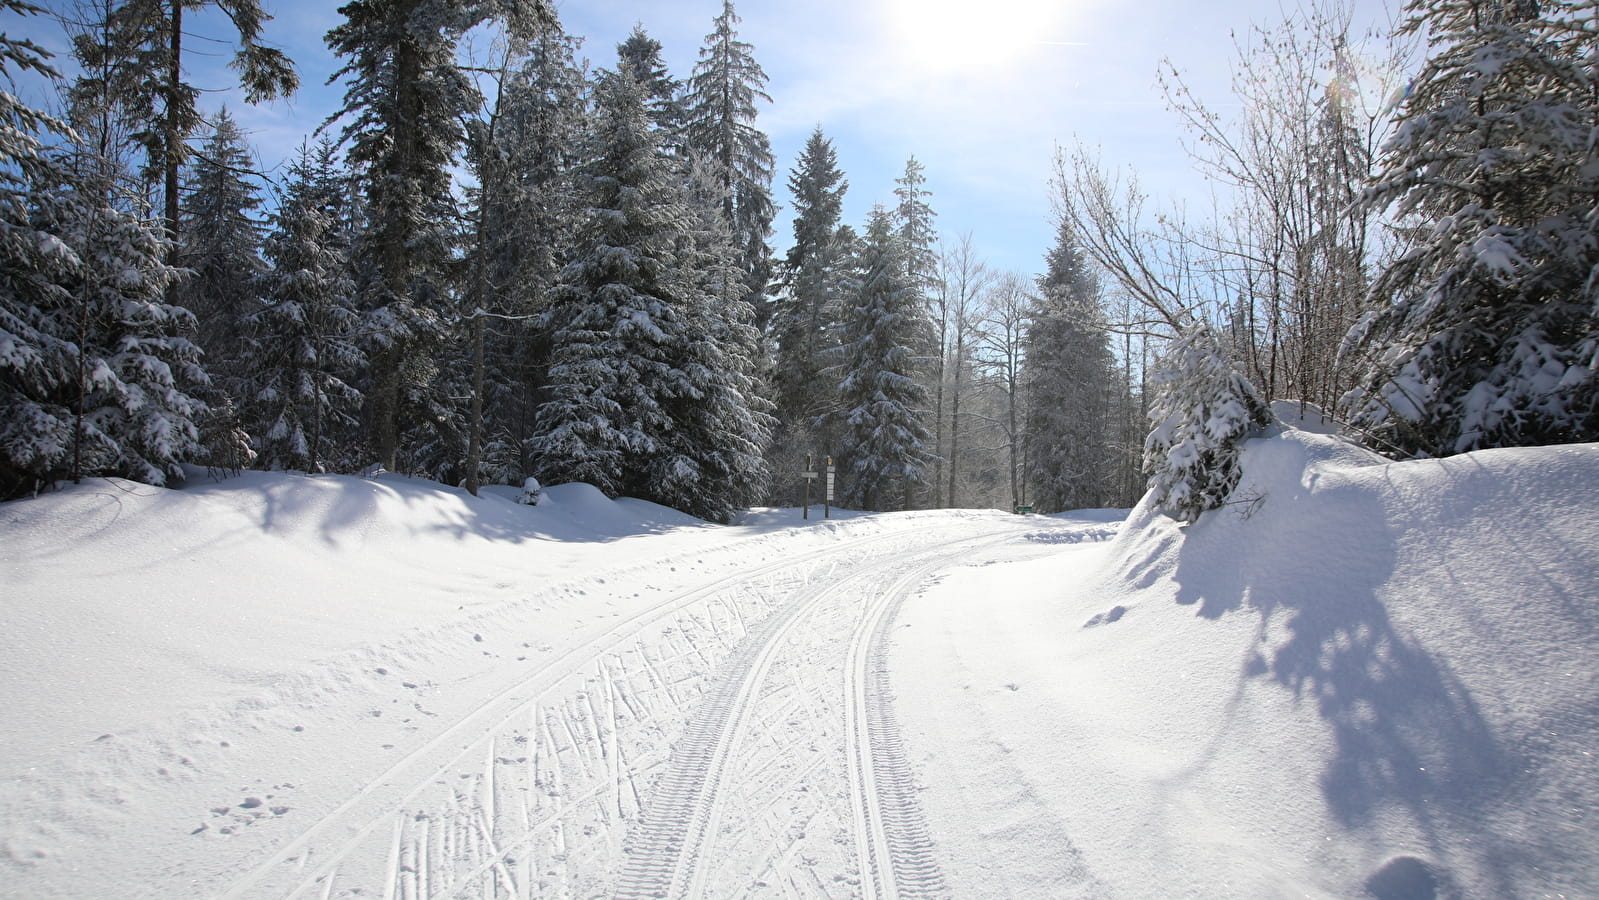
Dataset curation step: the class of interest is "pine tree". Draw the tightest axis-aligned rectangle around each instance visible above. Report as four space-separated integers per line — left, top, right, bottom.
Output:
682 0 777 325
1144 323 1271 524
70 0 296 256
669 154 776 518
770 126 849 475
244 141 362 473
325 0 552 472
1 1 204 498
459 22 584 490
837 208 934 511
1341 0 1599 456
531 63 771 521
177 108 266 391
893 155 938 297
1026 218 1120 512
1 3 88 497
616 24 684 143
530 67 696 500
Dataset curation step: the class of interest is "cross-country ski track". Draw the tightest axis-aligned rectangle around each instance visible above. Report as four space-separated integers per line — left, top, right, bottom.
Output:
207 512 1104 900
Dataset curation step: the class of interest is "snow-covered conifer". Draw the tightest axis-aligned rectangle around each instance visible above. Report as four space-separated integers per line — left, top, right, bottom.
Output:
177 108 267 390
1026 218 1119 512
770 126 850 469
1 3 204 497
1144 323 1271 524
893 156 938 299
325 0 551 472
616 25 685 144
837 208 934 511
1341 0 1599 455
682 0 777 322
245 141 362 473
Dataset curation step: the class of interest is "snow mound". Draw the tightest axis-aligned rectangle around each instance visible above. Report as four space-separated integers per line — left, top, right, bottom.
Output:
1086 425 1599 895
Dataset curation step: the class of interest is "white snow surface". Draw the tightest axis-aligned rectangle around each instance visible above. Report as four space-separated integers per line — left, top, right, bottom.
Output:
1 420 1596 898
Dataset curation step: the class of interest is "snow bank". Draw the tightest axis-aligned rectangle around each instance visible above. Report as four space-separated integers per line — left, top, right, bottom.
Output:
896 421 1599 898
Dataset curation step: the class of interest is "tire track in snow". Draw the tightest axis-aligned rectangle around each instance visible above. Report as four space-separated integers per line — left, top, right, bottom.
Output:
217 527 938 900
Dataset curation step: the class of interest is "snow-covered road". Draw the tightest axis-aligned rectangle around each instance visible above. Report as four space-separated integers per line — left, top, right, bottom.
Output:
145 505 1103 900
11 429 1597 899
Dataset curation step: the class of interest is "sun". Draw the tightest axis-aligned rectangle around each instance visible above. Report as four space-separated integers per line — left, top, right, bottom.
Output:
881 0 1075 74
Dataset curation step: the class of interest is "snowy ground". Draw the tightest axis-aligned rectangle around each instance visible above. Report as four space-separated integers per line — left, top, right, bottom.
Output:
2 416 1597 898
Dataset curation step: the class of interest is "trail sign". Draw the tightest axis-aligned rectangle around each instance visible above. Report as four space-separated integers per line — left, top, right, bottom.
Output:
1015 505 1034 514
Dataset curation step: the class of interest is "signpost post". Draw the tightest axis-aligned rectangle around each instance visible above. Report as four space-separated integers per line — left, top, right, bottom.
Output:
824 457 835 519
802 455 817 519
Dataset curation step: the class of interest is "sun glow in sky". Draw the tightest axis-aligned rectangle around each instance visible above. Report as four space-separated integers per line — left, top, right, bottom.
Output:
880 0 1081 74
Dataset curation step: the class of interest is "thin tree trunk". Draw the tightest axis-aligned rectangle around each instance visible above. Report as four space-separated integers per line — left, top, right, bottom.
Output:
466 313 485 495
164 0 182 267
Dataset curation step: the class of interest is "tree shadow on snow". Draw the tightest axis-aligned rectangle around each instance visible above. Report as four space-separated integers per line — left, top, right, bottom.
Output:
1169 471 1516 895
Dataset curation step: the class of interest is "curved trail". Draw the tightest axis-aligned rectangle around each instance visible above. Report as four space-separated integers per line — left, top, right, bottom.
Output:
220 514 1050 900
615 530 1020 900
221 527 925 900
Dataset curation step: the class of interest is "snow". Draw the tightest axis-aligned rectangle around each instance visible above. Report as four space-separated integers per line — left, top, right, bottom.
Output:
894 418 1599 898
2 418 1597 897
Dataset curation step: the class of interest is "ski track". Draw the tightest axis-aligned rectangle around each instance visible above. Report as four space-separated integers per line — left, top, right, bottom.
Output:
214 516 1077 900
615 530 1023 900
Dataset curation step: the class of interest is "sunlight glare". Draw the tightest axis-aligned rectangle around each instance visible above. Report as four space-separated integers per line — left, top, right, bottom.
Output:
882 0 1076 74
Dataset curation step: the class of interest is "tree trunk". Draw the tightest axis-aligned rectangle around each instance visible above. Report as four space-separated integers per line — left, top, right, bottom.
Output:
465 313 485 495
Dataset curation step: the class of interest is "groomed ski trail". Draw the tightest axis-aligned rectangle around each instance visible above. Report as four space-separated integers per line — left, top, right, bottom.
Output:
614 528 1025 900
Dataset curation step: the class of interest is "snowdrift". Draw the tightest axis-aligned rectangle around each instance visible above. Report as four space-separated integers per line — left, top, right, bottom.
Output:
896 415 1599 898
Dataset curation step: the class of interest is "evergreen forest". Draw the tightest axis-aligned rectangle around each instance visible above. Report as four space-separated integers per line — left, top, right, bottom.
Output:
3 0 1596 523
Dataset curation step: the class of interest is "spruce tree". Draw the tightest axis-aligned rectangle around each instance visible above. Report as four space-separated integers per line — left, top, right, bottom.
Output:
1341 0 1599 455
1 0 204 497
1025 218 1120 512
770 126 849 475
460 22 584 489
837 208 934 511
1 3 88 497
683 0 777 324
531 66 708 510
616 24 685 144
245 141 362 473
893 155 939 298
70 0 296 256
325 0 551 472
177 108 266 392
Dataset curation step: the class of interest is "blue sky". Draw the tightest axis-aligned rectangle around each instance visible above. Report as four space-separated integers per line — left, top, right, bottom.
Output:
17 0 1401 280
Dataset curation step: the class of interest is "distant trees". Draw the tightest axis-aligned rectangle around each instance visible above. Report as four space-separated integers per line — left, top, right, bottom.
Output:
1026 219 1120 513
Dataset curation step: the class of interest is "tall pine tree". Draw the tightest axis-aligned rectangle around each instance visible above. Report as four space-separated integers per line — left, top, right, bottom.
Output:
325 0 552 472
2 0 205 497
1026 218 1120 512
769 126 850 488
683 0 777 326
244 140 362 474
837 208 934 511
177 108 266 393
532 62 769 521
